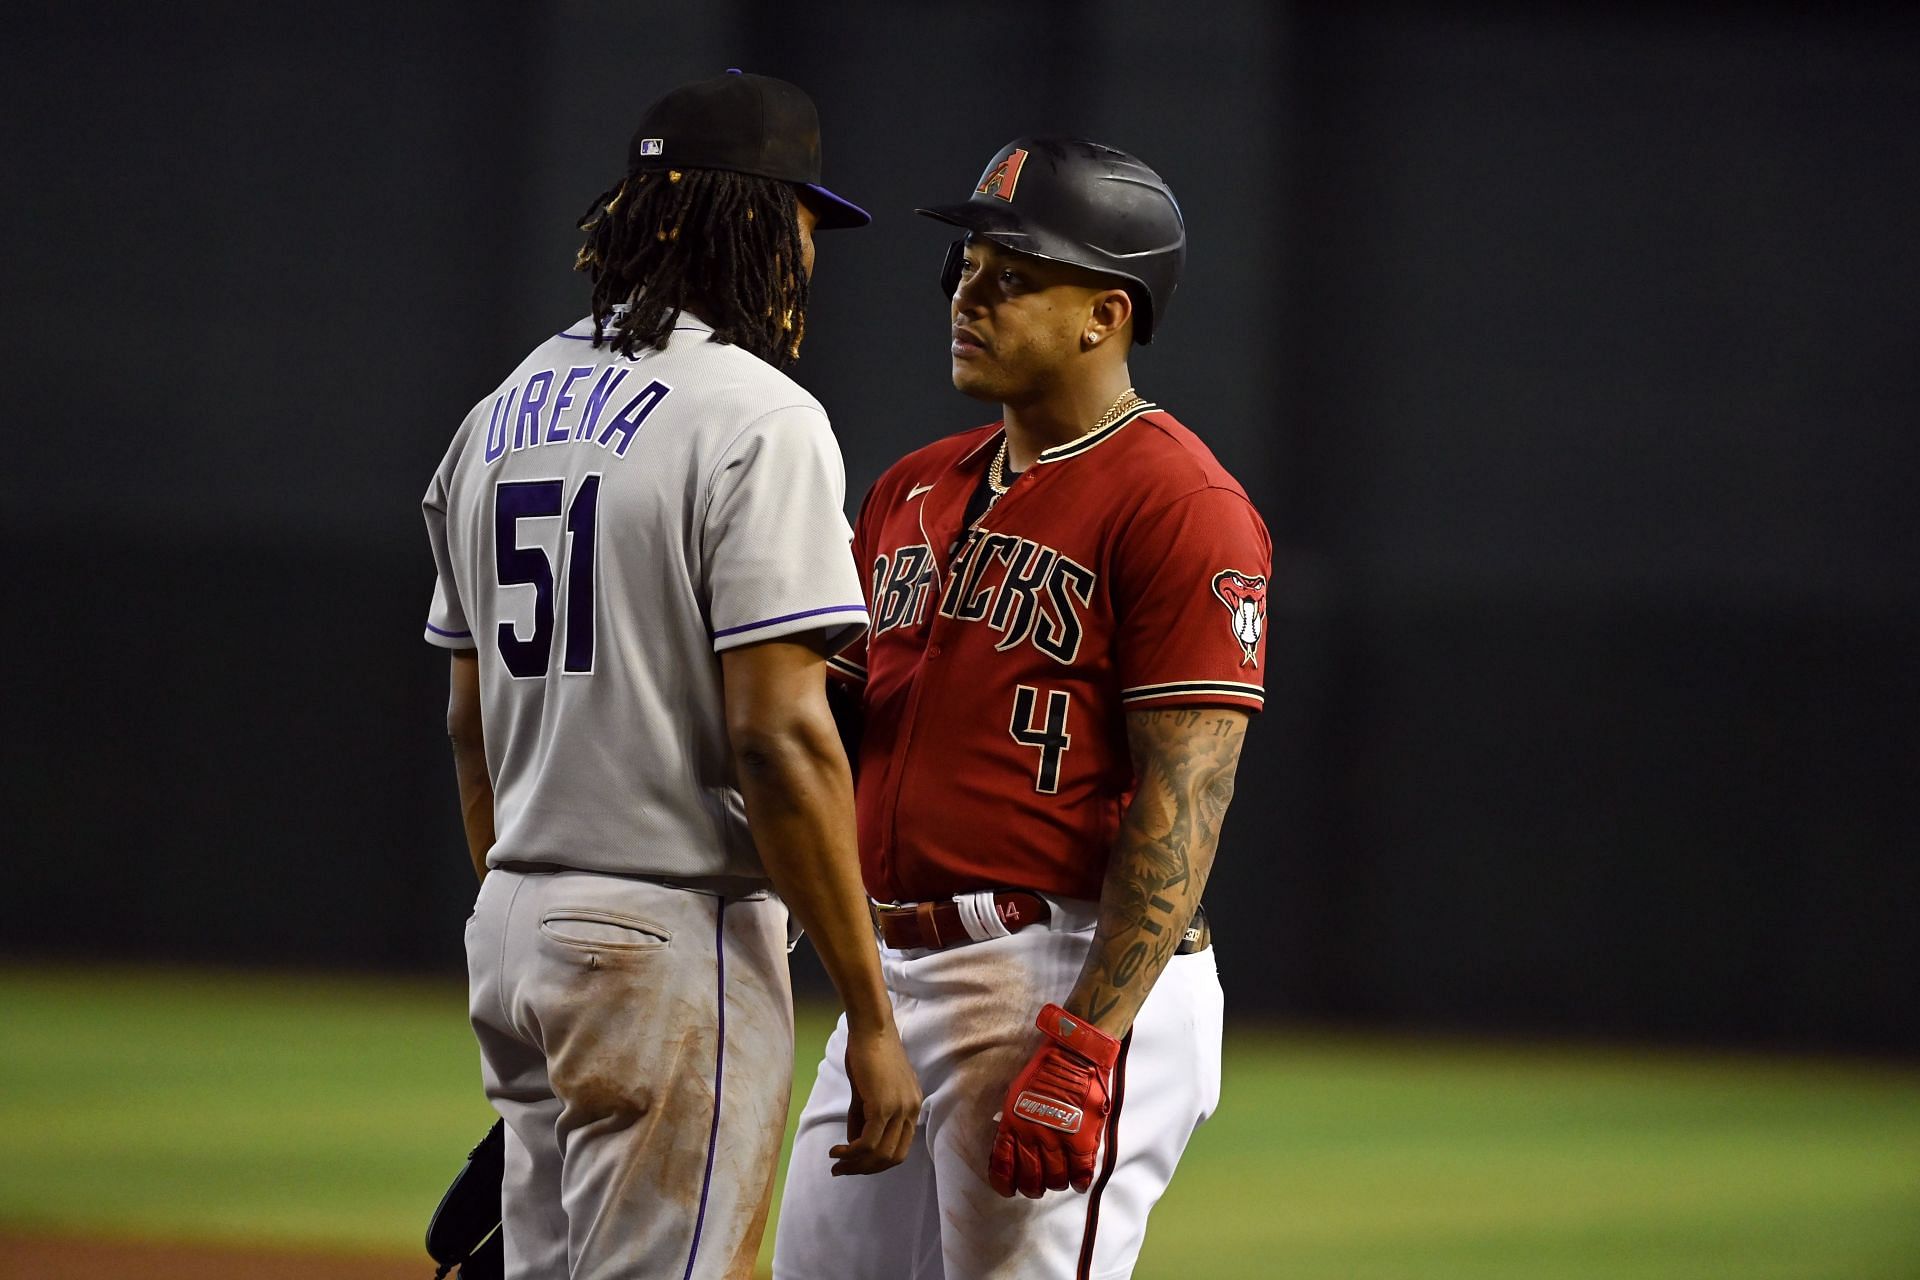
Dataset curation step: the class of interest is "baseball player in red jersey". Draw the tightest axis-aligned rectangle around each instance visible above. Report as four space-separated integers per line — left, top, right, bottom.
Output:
773 138 1269 1278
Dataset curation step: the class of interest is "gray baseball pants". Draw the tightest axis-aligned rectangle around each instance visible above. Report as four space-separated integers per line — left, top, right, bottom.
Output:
468 868 793 1279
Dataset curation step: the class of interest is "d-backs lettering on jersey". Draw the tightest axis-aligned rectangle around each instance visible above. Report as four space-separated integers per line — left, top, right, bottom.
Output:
837 404 1271 904
870 533 1096 664
869 543 936 636
936 533 1095 663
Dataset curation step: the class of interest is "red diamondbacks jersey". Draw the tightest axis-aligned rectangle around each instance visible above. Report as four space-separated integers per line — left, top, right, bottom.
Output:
831 403 1272 904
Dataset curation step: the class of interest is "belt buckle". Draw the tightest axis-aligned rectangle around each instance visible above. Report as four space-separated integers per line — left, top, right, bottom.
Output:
868 899 905 941
869 899 935 949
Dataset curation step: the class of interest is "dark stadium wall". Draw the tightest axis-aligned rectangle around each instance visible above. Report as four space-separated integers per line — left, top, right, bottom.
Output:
1275 5 1920 1050
1 2 1913 1051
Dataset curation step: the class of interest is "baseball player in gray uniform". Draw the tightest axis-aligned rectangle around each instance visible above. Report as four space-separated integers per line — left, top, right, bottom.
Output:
422 71 920 1279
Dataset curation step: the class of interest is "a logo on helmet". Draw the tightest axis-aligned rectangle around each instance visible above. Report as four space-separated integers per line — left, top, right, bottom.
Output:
1211 570 1268 667
975 148 1030 203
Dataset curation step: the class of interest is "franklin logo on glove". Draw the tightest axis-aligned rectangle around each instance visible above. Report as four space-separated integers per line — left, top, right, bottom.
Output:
1013 1092 1085 1133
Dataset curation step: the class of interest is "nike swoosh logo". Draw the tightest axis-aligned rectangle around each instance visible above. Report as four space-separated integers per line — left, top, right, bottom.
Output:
906 482 936 500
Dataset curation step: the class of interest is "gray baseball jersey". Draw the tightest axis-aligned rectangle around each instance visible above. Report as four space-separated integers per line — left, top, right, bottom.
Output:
422 313 868 881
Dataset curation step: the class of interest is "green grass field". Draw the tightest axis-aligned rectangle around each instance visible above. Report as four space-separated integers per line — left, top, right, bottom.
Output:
1 967 1917 1278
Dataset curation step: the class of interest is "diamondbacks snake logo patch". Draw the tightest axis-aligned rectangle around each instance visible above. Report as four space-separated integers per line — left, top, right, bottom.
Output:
1211 569 1268 667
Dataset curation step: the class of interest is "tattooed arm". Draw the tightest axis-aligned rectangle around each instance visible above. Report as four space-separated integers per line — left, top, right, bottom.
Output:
1063 706 1249 1036
986 706 1248 1197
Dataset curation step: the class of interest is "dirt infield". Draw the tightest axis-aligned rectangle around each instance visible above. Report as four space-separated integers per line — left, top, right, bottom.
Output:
0 1232 424 1280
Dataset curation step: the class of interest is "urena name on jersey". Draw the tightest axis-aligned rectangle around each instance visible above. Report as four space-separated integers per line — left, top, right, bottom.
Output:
479 362 674 466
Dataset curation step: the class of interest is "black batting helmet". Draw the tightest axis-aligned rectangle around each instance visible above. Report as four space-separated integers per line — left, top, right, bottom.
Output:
916 136 1186 343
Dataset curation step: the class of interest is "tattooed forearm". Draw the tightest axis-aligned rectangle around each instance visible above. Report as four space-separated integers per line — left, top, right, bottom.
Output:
1065 708 1248 1033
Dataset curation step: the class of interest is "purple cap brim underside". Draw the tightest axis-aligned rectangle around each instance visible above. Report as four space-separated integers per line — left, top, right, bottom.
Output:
804 183 871 229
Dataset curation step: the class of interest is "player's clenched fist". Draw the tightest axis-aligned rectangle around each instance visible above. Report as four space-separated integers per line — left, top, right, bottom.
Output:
989 1004 1123 1198
830 1022 923 1176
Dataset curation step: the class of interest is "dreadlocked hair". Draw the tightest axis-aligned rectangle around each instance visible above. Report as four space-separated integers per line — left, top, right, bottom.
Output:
574 167 810 369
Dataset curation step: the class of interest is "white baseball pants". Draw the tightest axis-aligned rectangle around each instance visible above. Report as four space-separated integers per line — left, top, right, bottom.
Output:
773 896 1224 1280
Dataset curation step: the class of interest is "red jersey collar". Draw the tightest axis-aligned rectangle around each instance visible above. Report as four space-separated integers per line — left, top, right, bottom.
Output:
955 401 1160 471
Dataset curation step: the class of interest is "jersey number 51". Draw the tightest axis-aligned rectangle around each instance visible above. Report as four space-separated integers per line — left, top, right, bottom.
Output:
494 476 601 678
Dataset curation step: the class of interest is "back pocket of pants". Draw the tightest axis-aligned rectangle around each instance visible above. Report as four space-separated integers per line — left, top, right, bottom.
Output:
539 910 672 952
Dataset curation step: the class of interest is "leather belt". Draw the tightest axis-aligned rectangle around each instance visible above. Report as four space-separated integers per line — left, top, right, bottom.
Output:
873 891 1050 951
873 893 1211 956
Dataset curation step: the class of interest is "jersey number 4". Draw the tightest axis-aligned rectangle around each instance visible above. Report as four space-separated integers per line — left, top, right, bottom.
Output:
494 476 600 678
1010 685 1072 794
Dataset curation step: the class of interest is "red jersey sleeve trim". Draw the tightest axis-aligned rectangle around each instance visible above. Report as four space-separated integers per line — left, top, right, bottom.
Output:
1121 679 1265 710
827 652 868 685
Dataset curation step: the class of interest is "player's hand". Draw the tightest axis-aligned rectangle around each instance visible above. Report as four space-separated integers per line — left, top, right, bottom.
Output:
988 1004 1122 1198
830 1022 921 1176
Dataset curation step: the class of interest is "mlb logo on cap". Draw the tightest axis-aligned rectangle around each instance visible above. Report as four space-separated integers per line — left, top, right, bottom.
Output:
624 71 870 228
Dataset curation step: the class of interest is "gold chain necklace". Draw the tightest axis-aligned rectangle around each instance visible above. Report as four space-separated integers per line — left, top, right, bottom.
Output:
987 387 1144 495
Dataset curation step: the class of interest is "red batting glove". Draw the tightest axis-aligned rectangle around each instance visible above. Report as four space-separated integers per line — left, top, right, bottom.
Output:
988 1004 1123 1198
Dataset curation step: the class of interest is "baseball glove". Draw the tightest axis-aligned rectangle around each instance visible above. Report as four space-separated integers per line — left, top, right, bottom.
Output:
426 1119 504 1279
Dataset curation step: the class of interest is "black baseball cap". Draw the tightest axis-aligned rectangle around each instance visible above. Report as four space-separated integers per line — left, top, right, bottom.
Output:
626 70 870 230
